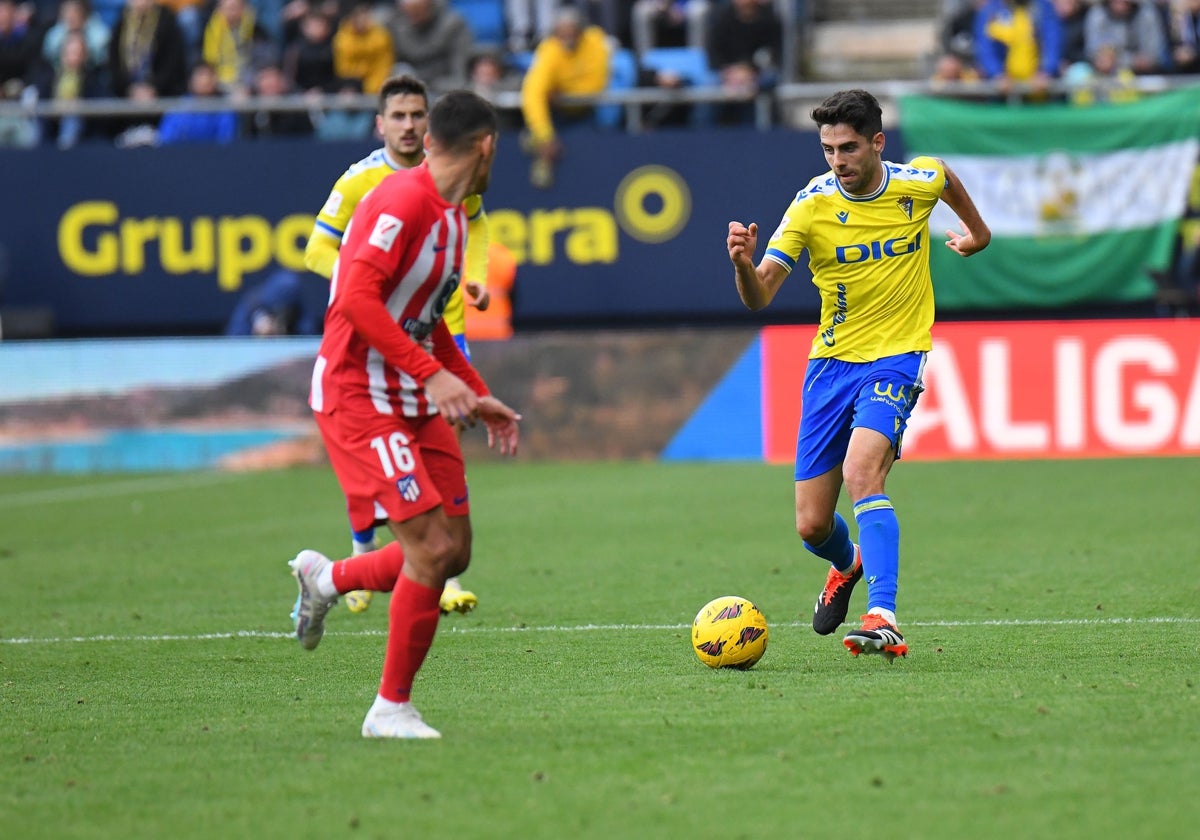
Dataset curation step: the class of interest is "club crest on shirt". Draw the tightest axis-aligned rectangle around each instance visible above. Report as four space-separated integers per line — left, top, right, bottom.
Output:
896 195 914 220
369 213 403 251
397 475 421 502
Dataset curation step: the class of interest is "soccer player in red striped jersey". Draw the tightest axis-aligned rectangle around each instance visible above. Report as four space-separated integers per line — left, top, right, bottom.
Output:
304 74 491 617
289 90 520 739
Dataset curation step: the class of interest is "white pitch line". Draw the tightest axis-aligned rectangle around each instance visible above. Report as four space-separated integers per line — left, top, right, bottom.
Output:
2 616 1197 645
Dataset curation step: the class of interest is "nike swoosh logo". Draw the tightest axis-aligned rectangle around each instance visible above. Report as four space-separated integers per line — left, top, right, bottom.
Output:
452 495 468 505
433 245 448 252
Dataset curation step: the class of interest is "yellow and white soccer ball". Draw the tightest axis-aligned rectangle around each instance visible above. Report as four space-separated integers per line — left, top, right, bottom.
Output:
691 595 769 670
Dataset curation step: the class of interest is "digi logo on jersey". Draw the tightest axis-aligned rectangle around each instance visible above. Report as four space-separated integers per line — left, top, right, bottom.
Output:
836 232 922 264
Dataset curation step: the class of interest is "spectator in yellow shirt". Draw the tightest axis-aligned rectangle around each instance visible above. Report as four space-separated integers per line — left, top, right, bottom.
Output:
201 0 274 94
333 0 394 93
519 6 609 189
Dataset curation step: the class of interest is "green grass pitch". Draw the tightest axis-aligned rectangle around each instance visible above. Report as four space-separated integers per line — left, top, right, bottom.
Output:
2 458 1197 839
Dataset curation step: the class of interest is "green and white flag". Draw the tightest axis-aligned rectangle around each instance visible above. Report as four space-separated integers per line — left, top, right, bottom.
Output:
900 88 1200 310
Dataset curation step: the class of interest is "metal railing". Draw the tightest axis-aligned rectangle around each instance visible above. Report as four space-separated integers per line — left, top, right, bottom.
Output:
1 73 1196 138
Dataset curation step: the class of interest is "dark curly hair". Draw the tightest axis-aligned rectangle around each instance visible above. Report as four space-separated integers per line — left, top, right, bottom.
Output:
810 89 884 139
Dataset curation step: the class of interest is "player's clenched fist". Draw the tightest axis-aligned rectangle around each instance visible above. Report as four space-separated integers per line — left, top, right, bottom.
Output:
727 221 759 265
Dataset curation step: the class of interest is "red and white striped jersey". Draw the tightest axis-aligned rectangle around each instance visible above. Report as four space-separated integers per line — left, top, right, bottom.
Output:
311 164 468 418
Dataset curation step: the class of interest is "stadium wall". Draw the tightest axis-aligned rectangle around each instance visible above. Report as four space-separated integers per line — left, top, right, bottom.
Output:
1 320 1196 474
668 319 1200 462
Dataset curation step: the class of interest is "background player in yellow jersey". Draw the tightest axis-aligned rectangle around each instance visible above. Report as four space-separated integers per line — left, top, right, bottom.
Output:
726 88 990 660
306 74 492 617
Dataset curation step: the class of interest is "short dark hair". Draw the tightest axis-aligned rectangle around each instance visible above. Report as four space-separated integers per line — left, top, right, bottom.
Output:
810 89 883 139
428 90 497 152
377 74 428 115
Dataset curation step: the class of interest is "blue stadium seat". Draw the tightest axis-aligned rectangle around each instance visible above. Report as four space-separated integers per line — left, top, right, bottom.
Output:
595 48 637 131
92 0 124 28
637 47 718 126
507 50 535 74
637 47 719 87
451 0 507 47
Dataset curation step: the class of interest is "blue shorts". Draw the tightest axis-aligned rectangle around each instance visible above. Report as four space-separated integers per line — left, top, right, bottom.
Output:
794 352 927 481
453 332 472 362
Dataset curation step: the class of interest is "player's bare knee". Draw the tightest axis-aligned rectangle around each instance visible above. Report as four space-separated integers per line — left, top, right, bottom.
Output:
429 535 462 576
842 461 886 501
795 511 832 545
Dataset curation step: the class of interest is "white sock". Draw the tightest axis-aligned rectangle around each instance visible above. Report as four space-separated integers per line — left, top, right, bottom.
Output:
370 695 407 713
868 607 898 626
444 576 461 590
316 565 338 599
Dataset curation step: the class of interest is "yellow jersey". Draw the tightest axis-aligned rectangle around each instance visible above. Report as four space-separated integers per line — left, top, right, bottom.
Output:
305 147 489 336
763 156 947 362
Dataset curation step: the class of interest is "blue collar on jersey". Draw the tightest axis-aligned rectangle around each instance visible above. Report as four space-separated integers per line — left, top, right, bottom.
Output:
834 161 891 202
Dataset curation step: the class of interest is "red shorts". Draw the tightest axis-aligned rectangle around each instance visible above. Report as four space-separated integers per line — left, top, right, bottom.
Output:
314 408 468 532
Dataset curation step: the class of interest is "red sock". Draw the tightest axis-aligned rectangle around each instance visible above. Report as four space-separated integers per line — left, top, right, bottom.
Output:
331 542 405 593
378 574 442 703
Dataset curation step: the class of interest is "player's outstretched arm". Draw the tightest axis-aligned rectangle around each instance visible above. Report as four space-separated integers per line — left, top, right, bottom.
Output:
728 221 788 311
938 161 991 258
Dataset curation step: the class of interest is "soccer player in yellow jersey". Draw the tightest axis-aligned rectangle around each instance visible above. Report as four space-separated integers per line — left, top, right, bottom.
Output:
305 74 491 617
726 89 991 660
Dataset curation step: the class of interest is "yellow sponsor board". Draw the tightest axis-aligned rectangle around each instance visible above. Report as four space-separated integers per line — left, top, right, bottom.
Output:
55 166 693 289
58 201 313 291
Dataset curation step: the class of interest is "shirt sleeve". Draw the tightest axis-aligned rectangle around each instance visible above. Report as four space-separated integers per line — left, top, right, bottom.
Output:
431 321 489 397
764 194 811 273
462 195 489 287
306 172 359 278
304 228 340 279
908 155 947 201
334 260 443 383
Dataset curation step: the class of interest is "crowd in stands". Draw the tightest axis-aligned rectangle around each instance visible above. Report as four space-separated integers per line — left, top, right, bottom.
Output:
0 0 786 153
933 0 1200 104
5 1 1196 174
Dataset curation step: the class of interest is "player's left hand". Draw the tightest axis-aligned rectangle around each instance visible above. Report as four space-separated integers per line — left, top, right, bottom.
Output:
727 221 759 266
465 281 491 311
477 396 521 456
944 225 988 257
